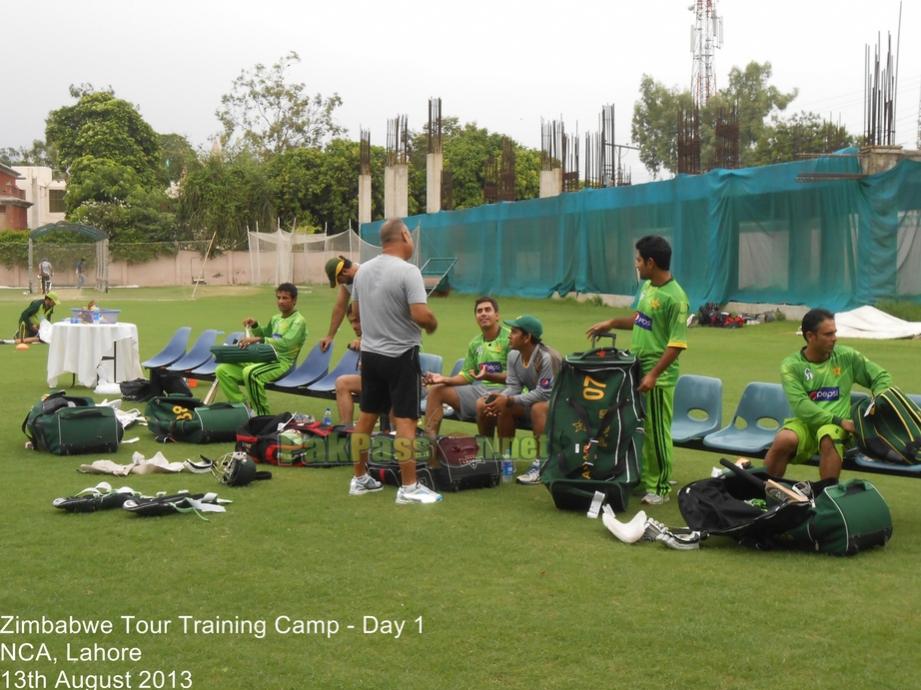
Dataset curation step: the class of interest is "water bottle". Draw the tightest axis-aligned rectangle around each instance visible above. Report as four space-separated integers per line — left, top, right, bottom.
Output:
92 309 100 324
322 407 333 427
501 455 514 483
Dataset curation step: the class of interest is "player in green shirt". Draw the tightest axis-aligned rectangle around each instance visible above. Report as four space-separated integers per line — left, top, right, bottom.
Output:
423 296 511 437
765 308 892 481
16 291 59 343
216 282 307 415
586 235 688 505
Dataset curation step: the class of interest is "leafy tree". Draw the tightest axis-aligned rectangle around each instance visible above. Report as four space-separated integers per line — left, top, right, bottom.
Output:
631 61 799 175
158 133 200 185
0 140 54 168
178 152 274 248
216 51 345 157
46 91 160 183
751 112 855 165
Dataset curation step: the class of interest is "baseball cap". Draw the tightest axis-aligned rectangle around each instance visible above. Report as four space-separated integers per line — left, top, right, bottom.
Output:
324 256 349 288
45 291 60 305
504 314 543 340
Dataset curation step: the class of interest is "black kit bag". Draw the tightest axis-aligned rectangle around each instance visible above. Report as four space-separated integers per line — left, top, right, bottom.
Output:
366 431 436 490
23 391 123 455
236 414 345 467
431 435 500 491
145 394 249 443
542 335 644 512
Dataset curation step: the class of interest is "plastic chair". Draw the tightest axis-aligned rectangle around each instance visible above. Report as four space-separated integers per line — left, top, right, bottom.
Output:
671 374 723 444
186 332 244 379
165 329 223 373
419 352 444 377
304 348 361 395
449 358 464 377
703 382 791 455
142 326 192 369
268 343 333 389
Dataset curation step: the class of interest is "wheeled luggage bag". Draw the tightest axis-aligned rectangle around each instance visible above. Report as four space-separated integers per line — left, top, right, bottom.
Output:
431 435 500 491
23 391 123 455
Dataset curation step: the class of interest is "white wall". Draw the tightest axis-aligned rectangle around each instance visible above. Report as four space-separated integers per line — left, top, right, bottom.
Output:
13 166 66 228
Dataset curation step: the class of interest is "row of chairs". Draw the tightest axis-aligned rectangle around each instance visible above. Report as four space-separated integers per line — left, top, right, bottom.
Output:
671 375 921 477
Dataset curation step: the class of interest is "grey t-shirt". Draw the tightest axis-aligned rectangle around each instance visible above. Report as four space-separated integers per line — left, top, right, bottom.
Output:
501 346 557 407
353 254 427 357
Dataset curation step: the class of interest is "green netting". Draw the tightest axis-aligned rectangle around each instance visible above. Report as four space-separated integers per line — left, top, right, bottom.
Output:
361 155 921 311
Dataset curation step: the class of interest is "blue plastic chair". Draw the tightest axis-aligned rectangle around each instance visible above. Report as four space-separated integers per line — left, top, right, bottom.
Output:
910 393 921 407
268 343 333 389
671 374 723 444
703 382 792 455
186 332 244 379
449 358 464 377
419 352 444 376
142 326 192 369
165 329 223 373
304 348 361 395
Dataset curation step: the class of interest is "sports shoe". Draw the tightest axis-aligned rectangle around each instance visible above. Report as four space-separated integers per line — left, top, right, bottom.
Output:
640 492 670 506
349 474 383 496
516 460 542 485
395 483 443 505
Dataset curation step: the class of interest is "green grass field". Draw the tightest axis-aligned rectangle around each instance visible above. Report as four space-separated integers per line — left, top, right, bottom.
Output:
1 286 919 690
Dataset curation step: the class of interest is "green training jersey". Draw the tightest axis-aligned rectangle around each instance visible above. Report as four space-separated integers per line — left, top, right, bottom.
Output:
630 278 688 387
253 311 308 368
780 344 892 430
460 325 511 390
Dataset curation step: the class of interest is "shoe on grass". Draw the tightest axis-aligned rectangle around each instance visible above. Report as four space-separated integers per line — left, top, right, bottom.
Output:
395 483 443 505
516 460 542 485
349 474 383 496
640 492 669 506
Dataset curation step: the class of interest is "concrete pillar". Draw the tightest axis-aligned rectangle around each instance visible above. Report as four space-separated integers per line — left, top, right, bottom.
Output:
358 173 372 224
384 163 408 219
426 152 442 213
858 145 904 176
539 167 562 198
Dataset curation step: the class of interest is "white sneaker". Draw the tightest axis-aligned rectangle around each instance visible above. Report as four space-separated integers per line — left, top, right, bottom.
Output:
516 460 542 485
349 474 383 496
395 483 443 505
640 492 670 506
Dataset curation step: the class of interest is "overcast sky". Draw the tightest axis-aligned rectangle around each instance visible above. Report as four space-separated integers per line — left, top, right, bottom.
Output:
4 0 918 182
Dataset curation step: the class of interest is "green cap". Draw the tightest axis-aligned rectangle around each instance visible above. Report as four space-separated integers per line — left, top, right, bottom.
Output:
504 314 543 340
45 291 60 305
324 256 347 288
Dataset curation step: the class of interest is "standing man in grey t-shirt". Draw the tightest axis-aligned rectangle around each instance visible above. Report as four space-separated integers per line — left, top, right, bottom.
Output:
348 219 441 505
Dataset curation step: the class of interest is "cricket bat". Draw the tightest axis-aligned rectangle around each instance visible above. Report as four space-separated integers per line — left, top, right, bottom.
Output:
202 379 219 405
719 458 809 504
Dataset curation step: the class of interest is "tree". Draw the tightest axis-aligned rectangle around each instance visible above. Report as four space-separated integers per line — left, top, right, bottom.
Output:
216 51 345 157
46 91 160 183
158 133 200 185
751 112 855 166
631 61 799 175
0 140 54 168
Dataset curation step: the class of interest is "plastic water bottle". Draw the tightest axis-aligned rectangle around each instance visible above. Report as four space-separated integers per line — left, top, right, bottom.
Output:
322 407 333 427
501 455 514 483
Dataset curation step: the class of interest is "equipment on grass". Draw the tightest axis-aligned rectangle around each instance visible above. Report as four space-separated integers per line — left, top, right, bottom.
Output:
542 333 643 512
52 482 138 512
431 435 501 491
144 394 250 443
23 391 123 455
852 387 921 464
122 491 231 518
208 451 271 486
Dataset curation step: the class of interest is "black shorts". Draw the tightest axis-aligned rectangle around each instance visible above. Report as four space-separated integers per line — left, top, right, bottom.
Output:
359 347 421 419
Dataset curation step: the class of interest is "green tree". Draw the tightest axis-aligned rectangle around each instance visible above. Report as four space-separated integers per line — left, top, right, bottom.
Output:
46 91 160 183
158 133 200 185
0 140 54 168
751 112 855 165
631 61 799 175
216 51 345 157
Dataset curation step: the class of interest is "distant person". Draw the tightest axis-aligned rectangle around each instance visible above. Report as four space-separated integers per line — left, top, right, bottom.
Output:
764 308 892 482
319 255 360 353
478 314 558 485
348 219 440 505
38 258 53 294
16 291 59 343
215 282 307 416
75 258 86 289
586 235 688 506
423 296 510 438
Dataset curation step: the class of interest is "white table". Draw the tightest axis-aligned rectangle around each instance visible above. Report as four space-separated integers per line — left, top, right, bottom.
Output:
46 321 143 388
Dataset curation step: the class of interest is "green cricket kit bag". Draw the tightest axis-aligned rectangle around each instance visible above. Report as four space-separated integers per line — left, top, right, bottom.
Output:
542 336 644 512
679 461 891 556
23 391 123 455
852 387 921 465
145 394 250 443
